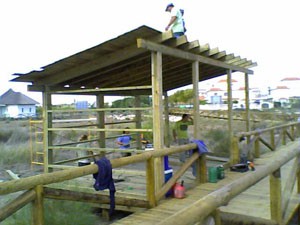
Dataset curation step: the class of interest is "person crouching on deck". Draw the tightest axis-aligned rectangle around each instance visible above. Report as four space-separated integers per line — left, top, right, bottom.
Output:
77 134 93 166
116 127 132 157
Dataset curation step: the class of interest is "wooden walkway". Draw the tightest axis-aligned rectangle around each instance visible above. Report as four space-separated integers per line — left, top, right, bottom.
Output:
111 143 299 225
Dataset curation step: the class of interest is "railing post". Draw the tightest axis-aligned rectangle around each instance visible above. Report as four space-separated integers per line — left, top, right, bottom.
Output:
291 125 295 141
282 128 287 145
270 129 275 150
270 169 283 224
254 134 260 158
146 157 156 207
32 185 44 225
232 136 240 164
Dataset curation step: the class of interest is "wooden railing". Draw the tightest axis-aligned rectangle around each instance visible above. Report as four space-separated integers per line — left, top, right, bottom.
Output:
158 141 300 225
231 122 300 163
1 122 300 224
0 142 205 224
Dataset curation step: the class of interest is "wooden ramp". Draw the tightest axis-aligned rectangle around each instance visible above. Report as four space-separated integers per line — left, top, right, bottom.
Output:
111 148 299 225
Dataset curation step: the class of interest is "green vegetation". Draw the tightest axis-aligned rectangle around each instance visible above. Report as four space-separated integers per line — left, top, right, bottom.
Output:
1 200 99 225
111 96 151 108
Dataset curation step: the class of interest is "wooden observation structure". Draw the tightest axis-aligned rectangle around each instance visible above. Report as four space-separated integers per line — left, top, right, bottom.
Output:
3 26 300 225
12 24 256 203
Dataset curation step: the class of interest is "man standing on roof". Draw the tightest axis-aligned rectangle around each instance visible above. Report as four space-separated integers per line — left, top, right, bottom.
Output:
165 3 185 38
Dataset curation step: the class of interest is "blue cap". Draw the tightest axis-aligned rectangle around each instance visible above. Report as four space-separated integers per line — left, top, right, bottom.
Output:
165 3 174 11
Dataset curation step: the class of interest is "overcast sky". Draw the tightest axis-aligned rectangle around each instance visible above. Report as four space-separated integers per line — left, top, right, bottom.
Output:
1 0 299 104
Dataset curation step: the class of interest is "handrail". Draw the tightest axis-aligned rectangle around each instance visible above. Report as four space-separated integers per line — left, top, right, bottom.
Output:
157 141 300 225
0 143 197 195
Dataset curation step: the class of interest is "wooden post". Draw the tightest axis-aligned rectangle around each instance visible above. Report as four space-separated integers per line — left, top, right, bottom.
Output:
227 69 235 164
192 61 206 183
270 129 275 150
282 128 287 145
32 185 44 225
244 73 250 133
96 94 106 157
163 92 171 148
270 169 282 224
254 134 260 158
146 157 156 207
135 96 142 150
42 88 53 173
151 51 164 197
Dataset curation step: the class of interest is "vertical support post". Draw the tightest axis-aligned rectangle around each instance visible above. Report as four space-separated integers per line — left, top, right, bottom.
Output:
146 157 156 207
227 70 236 164
254 134 260 158
270 169 283 224
135 96 142 150
192 61 206 183
96 94 106 157
163 92 171 148
211 209 221 225
42 89 52 173
282 128 287 145
32 185 44 225
244 73 250 134
270 129 275 150
291 125 295 141
151 51 164 197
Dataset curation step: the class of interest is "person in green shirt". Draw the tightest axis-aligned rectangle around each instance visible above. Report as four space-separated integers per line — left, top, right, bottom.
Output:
173 114 193 162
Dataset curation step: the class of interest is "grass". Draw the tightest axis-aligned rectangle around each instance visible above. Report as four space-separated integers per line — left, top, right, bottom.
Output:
1 199 99 225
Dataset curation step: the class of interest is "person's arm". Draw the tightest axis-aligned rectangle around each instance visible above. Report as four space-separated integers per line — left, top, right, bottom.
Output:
165 16 177 31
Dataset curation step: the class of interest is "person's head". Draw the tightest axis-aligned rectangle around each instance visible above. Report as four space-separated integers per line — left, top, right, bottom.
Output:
165 3 174 12
180 9 184 16
79 134 88 141
239 136 246 142
123 127 130 134
182 114 189 121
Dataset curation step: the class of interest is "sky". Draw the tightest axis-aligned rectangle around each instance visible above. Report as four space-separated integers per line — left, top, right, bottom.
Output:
1 0 299 105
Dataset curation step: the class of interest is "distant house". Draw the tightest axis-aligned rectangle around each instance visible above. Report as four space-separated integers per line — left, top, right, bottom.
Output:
0 89 39 118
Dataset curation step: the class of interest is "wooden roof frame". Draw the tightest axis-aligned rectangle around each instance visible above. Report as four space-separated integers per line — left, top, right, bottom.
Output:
11 25 256 96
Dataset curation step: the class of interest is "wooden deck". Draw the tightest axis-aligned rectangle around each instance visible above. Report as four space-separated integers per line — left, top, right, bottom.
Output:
110 146 299 225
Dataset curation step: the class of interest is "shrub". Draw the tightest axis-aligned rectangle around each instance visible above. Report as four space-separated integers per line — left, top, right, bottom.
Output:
204 129 230 157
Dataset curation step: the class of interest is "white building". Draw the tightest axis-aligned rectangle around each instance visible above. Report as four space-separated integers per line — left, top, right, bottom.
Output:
0 89 39 118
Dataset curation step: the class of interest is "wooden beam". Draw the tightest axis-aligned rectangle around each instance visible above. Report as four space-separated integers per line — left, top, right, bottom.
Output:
163 92 171 147
135 96 142 150
179 40 200 51
96 94 105 153
244 73 250 133
137 39 254 74
43 187 149 208
0 190 35 222
151 51 164 201
43 89 53 173
227 69 236 164
49 85 153 94
35 45 147 86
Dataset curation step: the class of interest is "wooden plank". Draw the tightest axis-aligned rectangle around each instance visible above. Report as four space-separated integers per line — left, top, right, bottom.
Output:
35 45 147 85
137 39 254 74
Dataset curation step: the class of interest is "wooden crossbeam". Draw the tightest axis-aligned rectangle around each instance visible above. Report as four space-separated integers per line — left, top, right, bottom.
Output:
137 39 253 74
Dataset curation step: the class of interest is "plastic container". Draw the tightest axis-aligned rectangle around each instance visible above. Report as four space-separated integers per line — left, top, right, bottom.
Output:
217 165 225 179
208 167 218 183
174 181 185 199
164 169 173 197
